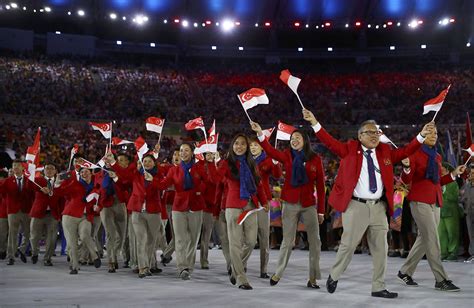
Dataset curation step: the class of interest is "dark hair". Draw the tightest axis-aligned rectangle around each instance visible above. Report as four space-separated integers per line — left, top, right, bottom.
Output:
248 136 260 144
290 129 316 161
358 120 378 135
0 170 8 178
43 161 57 169
116 152 130 161
180 143 195 162
227 133 260 184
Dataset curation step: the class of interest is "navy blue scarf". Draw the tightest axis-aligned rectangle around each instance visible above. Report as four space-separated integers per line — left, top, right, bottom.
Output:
236 155 257 200
180 160 194 191
291 149 308 187
102 171 115 197
139 166 158 187
79 178 94 203
422 145 439 184
254 151 267 165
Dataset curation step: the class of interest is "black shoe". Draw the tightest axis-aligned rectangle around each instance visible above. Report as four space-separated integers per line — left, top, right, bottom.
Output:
25 251 32 257
79 261 87 266
397 271 418 286
32 255 38 264
88 261 94 266
14 251 19 258
307 280 320 289
161 254 172 265
229 275 236 285
138 272 146 278
150 267 162 274
132 268 139 274
270 275 279 286
227 267 232 276
180 269 190 280
388 251 401 257
435 280 460 292
371 289 398 298
201 265 209 270
7 258 14 265
44 260 53 266
114 262 119 270
326 275 338 293
108 265 116 273
123 260 130 268
0 251 6 260
69 269 78 275
93 258 101 268
238 284 253 290
67 256 71 262
18 250 27 263
260 273 270 279
400 251 409 258
146 270 152 276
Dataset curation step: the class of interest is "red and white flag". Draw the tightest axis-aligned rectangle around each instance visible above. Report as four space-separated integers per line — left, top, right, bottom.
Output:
185 117 205 131
237 207 265 225
208 119 216 137
26 127 41 164
195 153 205 162
237 88 269 111
376 125 397 148
280 69 301 95
86 191 100 203
71 144 79 157
134 136 149 160
25 163 36 182
276 121 297 141
146 117 165 134
77 159 101 170
262 127 275 140
89 122 112 139
111 137 133 146
423 85 451 115
195 134 219 154
464 144 474 157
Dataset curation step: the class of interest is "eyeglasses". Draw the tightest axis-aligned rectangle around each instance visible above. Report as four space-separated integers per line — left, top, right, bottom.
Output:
360 130 382 136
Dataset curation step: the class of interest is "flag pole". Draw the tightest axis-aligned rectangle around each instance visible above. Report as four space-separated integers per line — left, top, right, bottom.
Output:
157 119 165 145
432 110 439 122
464 156 472 167
295 93 305 110
109 122 113 149
243 108 252 122
390 141 398 149
27 177 44 190
67 154 73 172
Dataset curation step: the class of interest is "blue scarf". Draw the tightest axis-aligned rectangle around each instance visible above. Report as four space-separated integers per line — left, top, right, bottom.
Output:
102 172 115 197
422 145 439 184
254 151 267 165
180 160 194 191
236 155 257 200
139 166 158 187
291 149 308 187
79 178 94 203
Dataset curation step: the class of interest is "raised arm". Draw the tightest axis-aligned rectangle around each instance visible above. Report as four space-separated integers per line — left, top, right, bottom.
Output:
250 121 287 163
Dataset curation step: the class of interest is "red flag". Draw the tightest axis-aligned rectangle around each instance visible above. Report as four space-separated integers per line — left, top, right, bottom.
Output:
26 127 41 165
185 117 205 131
262 127 275 140
208 119 216 136
195 153 205 162
280 69 301 95
237 88 269 111
134 136 149 159
71 144 79 156
195 134 219 154
276 121 297 141
77 159 101 170
422 85 450 115
145 117 165 134
111 137 133 146
89 122 112 139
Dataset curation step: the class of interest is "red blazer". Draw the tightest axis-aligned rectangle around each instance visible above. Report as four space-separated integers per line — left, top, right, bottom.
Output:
315 126 422 215
198 161 219 214
257 156 282 202
29 176 62 220
401 149 454 206
97 170 129 209
0 193 6 219
0 176 34 214
209 159 268 209
157 162 208 212
54 178 97 222
112 163 163 214
214 181 228 215
259 139 326 213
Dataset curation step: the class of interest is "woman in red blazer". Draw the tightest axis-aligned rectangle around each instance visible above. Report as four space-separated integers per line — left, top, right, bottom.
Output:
107 153 164 278
249 137 282 279
250 122 326 289
54 168 101 274
209 133 269 290
155 143 209 280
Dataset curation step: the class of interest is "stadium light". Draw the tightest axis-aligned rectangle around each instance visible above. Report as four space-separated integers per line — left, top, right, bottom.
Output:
122 16 127 20
133 15 149 25
150 43 155 47
264 22 271 27
22 6 26 10
397 22 401 26
193 22 198 28
67 11 71 15
345 23 349 28
367 24 371 28
390 46 395 50
408 19 421 28
201 22 206 27
222 19 235 32
116 40 122 45
467 42 471 47
238 46 244 51
328 47 333 52
387 21 393 26
324 22 331 27
211 46 217 50
206 20 212 25
174 19 180 23
10 3 18 9
5 5 11 10
421 44 426 49
305 24 309 28
439 18 449 26
355 21 361 27
44 7 51 13
294 22 300 27
181 20 189 27
255 23 259 27
77 10 85 17
298 47 303 52
109 13 117 20
55 31 61 34
163 19 167 24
